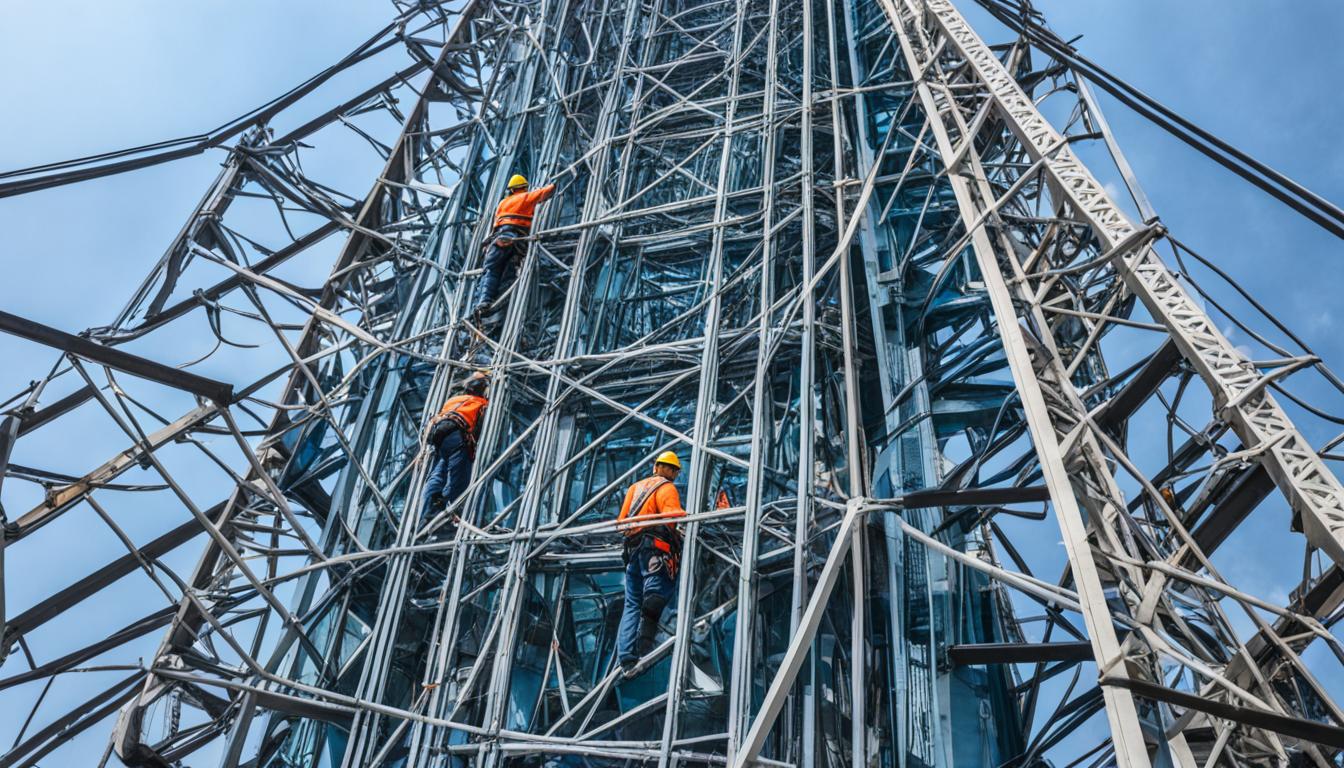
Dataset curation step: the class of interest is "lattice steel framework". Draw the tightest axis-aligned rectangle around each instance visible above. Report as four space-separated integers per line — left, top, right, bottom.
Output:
2 1 1343 767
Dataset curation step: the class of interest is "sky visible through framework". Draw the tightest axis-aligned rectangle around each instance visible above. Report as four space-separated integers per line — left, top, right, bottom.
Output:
0 0 1342 763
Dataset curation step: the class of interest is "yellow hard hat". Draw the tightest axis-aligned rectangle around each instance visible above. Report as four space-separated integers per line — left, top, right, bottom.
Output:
654 450 681 469
462 370 489 395
507 173 528 190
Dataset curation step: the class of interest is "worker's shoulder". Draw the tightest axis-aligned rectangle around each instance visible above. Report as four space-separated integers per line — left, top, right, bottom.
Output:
627 474 658 491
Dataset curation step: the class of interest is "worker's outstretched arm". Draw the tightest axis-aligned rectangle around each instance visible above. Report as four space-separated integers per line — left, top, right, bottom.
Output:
525 183 556 205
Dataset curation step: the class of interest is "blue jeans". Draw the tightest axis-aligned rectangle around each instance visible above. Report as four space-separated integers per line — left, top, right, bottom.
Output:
616 541 677 664
421 428 472 513
470 225 527 314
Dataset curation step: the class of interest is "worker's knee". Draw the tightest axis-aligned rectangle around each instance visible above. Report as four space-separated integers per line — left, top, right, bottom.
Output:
641 592 667 618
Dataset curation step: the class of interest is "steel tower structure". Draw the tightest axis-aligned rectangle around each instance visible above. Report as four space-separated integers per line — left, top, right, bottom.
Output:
2 0 1344 766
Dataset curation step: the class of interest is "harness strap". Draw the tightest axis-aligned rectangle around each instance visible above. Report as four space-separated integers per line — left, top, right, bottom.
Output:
622 477 670 532
440 411 478 454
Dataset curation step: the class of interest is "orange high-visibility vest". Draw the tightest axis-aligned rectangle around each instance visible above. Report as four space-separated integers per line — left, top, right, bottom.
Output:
617 476 685 538
435 394 488 436
493 184 556 230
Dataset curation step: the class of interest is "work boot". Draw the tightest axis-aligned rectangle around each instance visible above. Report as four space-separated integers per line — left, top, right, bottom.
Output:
427 493 446 515
635 617 659 657
620 658 639 679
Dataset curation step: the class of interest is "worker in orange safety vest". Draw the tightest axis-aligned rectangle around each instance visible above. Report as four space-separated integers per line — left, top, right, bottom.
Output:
614 450 686 677
421 371 489 516
469 173 556 319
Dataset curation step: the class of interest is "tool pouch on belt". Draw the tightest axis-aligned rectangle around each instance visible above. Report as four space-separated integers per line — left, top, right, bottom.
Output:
427 418 456 448
622 529 682 578
649 528 683 579
491 225 528 256
621 534 641 566
429 412 477 457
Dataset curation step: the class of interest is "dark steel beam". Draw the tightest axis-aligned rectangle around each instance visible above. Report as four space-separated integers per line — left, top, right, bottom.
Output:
1102 675 1344 750
902 485 1051 507
0 607 175 690
0 310 233 404
1188 466 1275 558
5 505 218 637
949 641 1093 665
15 385 94 437
0 671 143 768
1095 337 1181 432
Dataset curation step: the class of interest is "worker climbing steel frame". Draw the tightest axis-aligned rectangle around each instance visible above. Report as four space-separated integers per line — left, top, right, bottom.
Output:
2 0 1344 767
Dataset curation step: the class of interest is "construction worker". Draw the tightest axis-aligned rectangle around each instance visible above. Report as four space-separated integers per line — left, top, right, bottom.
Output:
615 450 686 676
469 173 556 319
421 371 489 516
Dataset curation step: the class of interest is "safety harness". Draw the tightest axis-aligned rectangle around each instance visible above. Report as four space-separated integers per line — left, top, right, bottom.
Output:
429 403 483 458
620 477 684 577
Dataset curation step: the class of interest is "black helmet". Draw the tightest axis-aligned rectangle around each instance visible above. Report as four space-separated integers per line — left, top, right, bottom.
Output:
462 371 489 396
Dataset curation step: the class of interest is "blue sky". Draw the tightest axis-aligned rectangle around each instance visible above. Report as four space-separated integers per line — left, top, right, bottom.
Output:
0 3 399 763
1 0 1342 764
979 0 1344 604
0 1 393 331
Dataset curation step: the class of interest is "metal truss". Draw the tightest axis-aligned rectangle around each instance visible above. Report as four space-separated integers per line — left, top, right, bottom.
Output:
1 0 1343 766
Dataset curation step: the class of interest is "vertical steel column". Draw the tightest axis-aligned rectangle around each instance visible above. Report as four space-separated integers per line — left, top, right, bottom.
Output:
474 1 645 762
883 1 1152 763
658 0 752 759
724 0 784 756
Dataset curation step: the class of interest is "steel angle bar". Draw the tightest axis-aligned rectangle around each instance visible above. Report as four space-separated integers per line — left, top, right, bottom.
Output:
918 0 1344 566
881 1 1155 763
725 0 787 753
659 0 758 760
10 403 220 540
732 498 863 767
